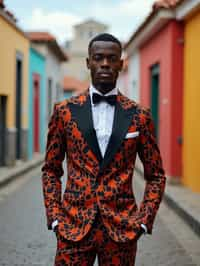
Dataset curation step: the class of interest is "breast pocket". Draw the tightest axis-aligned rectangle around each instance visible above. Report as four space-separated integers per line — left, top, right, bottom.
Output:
125 131 139 139
122 131 139 157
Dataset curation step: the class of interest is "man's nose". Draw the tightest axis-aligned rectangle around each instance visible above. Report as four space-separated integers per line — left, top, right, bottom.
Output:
101 57 109 67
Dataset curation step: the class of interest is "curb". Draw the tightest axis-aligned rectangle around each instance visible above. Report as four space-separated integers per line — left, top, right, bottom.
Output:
0 155 44 189
135 167 200 237
164 190 200 237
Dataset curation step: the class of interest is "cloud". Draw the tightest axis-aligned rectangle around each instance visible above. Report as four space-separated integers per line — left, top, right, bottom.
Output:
22 0 155 44
117 0 154 17
84 0 155 41
25 8 82 44
89 0 153 19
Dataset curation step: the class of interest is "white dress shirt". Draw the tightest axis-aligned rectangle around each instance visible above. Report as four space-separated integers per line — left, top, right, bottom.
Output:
52 85 147 235
89 85 117 157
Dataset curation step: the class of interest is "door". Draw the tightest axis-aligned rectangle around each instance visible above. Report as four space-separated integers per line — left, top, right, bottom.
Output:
0 96 7 166
33 74 40 153
47 78 53 119
16 56 22 160
150 64 160 138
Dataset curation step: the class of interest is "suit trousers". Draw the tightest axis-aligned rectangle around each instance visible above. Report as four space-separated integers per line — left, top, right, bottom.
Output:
54 210 138 266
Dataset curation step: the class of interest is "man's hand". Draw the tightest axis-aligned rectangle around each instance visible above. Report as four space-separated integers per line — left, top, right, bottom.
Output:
53 225 59 237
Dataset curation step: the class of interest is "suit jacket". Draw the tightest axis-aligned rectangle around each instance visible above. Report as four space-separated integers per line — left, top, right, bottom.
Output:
42 89 166 242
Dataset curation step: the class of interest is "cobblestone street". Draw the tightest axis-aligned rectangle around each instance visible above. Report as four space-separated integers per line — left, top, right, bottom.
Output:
0 167 199 266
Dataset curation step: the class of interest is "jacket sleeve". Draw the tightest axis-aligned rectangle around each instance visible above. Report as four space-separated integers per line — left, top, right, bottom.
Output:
41 104 66 229
137 108 166 234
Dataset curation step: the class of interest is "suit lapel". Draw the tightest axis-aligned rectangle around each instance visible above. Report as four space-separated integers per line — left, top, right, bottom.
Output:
100 97 136 171
68 94 103 163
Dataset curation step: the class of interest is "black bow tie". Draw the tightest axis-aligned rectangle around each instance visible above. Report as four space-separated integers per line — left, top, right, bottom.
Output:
92 93 117 106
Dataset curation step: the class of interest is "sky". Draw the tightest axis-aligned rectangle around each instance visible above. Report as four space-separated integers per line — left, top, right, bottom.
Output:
5 0 155 45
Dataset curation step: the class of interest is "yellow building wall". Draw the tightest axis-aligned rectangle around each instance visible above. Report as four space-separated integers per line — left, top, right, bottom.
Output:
0 15 29 129
183 11 200 192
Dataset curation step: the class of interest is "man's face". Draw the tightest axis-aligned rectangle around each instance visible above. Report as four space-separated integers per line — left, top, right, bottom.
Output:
86 41 123 94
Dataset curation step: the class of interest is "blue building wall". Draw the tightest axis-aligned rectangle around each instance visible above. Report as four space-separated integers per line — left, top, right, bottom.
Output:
28 47 46 159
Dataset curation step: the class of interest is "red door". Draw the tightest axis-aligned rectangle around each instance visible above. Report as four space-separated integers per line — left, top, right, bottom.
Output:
33 74 40 152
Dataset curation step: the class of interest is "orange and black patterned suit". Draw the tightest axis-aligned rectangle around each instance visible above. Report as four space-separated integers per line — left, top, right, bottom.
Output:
42 89 166 265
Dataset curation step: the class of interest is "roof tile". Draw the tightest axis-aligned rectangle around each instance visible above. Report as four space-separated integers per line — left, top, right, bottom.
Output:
27 31 67 61
26 31 56 42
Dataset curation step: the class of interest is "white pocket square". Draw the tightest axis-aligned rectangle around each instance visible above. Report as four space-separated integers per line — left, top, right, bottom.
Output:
125 131 139 139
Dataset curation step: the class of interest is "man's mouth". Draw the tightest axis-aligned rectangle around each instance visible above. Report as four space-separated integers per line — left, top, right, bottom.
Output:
98 72 112 78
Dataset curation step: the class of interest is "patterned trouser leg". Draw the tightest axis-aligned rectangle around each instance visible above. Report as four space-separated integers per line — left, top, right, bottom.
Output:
54 214 137 266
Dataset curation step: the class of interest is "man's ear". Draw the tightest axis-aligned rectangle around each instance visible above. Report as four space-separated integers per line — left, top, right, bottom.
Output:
119 59 124 72
86 58 90 70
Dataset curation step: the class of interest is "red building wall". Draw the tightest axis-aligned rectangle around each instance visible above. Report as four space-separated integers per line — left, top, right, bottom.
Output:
140 20 183 179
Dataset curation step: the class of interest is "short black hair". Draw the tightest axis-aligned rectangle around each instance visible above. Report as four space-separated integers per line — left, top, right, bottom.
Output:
88 33 122 54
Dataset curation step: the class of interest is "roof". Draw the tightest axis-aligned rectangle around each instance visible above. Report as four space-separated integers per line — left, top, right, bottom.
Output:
153 0 183 10
5 10 17 22
27 31 55 42
63 76 89 93
0 0 17 23
0 2 29 40
125 0 184 49
26 31 68 61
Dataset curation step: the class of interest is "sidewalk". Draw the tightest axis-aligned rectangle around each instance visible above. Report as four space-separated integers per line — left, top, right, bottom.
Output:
136 159 200 237
0 154 44 188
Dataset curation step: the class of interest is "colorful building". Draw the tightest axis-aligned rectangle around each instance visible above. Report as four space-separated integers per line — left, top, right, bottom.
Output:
26 32 67 123
176 0 200 192
125 0 200 192
0 2 29 166
140 20 184 182
125 1 184 182
28 47 46 159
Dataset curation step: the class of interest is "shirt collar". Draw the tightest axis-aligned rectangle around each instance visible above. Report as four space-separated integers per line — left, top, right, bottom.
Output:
89 84 118 105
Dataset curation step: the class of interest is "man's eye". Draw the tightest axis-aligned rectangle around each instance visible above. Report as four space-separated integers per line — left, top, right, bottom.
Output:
93 55 102 61
109 56 118 62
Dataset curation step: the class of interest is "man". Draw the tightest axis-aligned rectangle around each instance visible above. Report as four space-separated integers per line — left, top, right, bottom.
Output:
42 33 166 266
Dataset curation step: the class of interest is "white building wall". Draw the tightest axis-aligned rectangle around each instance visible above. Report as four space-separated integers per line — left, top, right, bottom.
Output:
46 46 63 103
117 71 128 96
128 51 140 102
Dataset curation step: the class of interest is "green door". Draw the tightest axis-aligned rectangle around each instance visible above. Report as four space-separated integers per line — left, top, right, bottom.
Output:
150 64 160 138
